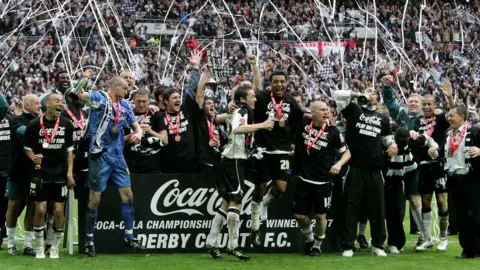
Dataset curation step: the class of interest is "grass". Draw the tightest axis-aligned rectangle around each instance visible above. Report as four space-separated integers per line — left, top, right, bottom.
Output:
0 201 476 270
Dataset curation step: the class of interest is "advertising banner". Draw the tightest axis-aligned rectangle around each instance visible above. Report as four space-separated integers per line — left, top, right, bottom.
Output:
78 174 344 254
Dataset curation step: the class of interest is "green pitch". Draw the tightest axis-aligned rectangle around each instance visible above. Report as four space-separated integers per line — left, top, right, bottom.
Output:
0 201 476 270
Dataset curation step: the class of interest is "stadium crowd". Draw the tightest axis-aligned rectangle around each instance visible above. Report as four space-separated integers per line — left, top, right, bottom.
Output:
1 0 480 118
0 0 480 261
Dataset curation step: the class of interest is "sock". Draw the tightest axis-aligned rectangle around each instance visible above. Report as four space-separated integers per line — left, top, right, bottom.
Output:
422 208 433 240
358 222 367 236
411 207 423 237
7 226 16 248
314 234 325 249
33 226 45 250
45 214 54 246
301 224 314 243
227 207 240 250
439 210 449 238
86 207 97 243
263 187 282 206
23 230 34 249
206 209 227 247
121 203 135 241
53 228 64 249
251 196 262 231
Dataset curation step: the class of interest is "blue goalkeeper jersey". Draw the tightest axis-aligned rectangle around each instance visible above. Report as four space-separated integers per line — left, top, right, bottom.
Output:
87 91 136 155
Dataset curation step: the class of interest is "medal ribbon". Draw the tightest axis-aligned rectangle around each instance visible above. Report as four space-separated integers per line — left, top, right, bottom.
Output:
65 108 85 130
306 122 326 153
206 116 215 141
449 123 469 154
270 92 284 122
40 113 61 144
139 109 150 124
423 115 435 137
109 95 122 125
165 112 181 136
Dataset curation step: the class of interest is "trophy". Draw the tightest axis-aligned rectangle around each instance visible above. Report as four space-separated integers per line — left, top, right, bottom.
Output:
206 47 232 84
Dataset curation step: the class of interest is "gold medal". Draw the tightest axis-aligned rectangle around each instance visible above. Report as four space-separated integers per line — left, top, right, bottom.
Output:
278 120 285 128
112 125 118 133
175 135 181 142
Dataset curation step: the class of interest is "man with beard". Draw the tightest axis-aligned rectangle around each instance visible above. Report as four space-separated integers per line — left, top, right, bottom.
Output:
124 89 168 173
440 105 480 259
411 81 454 252
249 70 306 247
382 75 424 244
292 101 350 256
5 94 41 256
333 85 397 257
40 70 71 112
70 76 146 257
193 69 225 179
23 93 75 259
156 88 198 173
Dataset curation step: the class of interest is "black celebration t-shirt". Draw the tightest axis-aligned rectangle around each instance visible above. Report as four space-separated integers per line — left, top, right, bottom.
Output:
24 116 74 183
8 113 36 182
155 94 197 172
340 102 391 169
194 109 223 167
254 90 304 152
124 109 166 173
0 115 12 171
293 119 347 184
414 112 449 162
61 108 90 172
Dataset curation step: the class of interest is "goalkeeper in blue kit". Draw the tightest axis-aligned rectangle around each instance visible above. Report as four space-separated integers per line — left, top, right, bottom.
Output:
70 71 146 257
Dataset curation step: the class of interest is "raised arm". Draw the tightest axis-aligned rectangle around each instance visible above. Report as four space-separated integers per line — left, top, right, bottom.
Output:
186 50 202 97
440 79 455 110
248 54 262 92
333 90 362 111
196 69 211 108
69 69 94 103
380 75 402 120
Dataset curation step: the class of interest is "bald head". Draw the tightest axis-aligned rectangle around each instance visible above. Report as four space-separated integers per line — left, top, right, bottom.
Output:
311 101 329 125
110 76 127 87
311 100 328 111
23 94 41 116
109 76 129 100
46 93 63 103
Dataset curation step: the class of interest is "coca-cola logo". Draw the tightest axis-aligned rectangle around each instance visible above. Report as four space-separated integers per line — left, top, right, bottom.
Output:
39 126 66 136
359 114 381 126
150 179 262 217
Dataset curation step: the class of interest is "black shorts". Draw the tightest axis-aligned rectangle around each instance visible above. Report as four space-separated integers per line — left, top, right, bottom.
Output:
254 153 290 184
404 168 420 197
418 162 447 195
293 179 333 215
217 158 245 203
30 182 68 203
5 179 30 201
